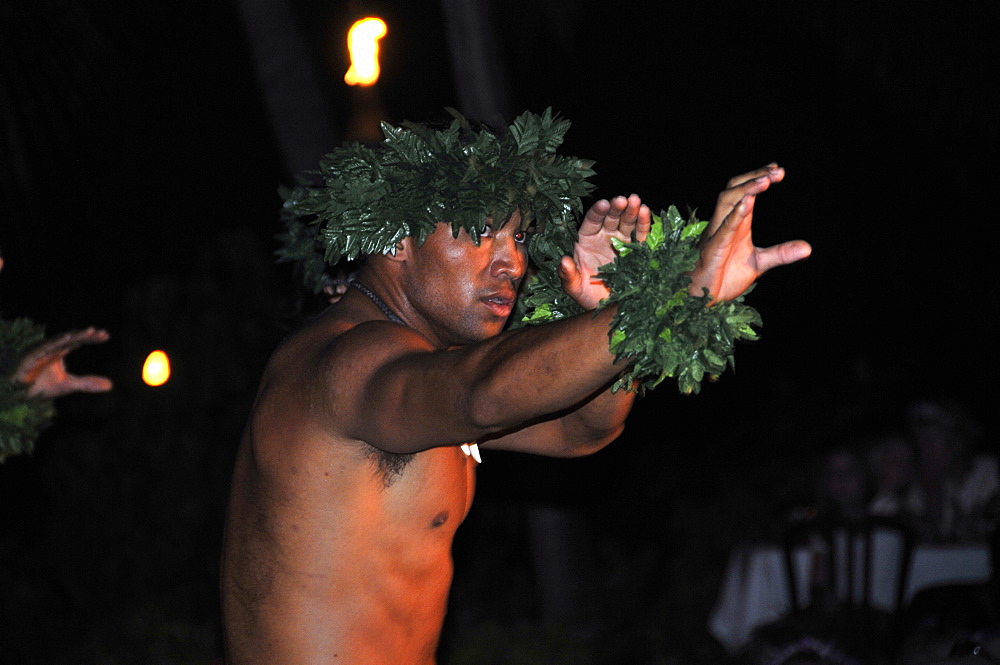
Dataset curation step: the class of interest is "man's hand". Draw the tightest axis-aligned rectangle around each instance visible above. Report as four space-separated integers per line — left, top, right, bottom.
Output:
559 194 652 310
14 327 113 399
691 164 811 304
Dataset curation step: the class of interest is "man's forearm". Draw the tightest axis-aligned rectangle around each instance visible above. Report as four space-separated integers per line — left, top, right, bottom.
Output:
461 306 629 431
557 382 637 454
349 304 632 455
475 383 636 458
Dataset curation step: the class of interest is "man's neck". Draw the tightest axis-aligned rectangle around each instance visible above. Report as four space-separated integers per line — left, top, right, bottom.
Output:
349 280 404 325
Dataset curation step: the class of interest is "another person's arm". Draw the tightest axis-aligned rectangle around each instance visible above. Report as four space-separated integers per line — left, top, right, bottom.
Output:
14 327 113 398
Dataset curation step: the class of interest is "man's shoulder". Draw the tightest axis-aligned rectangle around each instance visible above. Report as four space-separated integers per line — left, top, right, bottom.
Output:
321 302 434 357
268 305 433 393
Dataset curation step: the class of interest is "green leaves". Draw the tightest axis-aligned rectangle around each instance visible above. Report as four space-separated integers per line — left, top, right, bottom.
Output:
275 107 766 395
1 317 56 462
647 215 666 249
511 107 568 155
277 108 596 293
0 317 46 375
519 208 762 395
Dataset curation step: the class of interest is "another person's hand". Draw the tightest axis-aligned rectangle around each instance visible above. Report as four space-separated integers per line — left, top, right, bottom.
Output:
560 194 652 310
690 164 811 304
14 327 113 398
323 281 349 305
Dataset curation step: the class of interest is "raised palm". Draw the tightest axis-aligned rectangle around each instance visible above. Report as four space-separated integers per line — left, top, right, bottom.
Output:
560 194 652 310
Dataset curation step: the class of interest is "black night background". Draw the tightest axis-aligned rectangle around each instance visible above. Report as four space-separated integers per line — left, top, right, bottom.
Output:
1 1 997 663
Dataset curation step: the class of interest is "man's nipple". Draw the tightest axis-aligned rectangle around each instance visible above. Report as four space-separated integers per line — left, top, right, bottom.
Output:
431 511 449 528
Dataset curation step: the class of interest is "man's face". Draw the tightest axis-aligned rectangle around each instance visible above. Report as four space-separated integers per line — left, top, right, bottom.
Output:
402 212 530 347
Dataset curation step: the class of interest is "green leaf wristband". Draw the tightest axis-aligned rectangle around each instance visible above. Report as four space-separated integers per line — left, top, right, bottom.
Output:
1 318 56 462
516 206 762 395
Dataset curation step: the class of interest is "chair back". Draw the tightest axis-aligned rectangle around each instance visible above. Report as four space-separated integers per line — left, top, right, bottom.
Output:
782 515 915 615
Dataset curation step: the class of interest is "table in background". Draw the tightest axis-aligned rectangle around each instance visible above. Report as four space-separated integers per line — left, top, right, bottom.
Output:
707 541 991 654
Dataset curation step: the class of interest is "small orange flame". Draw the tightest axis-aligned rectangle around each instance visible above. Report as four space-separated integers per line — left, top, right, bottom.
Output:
142 350 171 387
345 17 387 86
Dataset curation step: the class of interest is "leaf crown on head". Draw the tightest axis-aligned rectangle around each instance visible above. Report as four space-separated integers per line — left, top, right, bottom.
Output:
277 108 597 293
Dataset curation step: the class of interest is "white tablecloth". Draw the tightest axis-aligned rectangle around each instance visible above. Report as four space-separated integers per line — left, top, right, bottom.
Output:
707 541 991 654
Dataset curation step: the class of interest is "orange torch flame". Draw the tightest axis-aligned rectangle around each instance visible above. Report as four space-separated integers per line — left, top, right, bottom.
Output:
344 17 387 86
142 350 171 387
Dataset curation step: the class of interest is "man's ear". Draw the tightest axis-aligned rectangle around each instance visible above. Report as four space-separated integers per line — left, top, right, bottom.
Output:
384 237 411 263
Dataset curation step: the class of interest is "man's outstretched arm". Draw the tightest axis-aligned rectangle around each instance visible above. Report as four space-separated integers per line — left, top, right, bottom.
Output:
329 167 809 456
481 165 811 457
477 193 649 457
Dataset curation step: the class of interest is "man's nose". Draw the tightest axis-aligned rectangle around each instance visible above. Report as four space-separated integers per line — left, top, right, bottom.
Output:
491 235 527 280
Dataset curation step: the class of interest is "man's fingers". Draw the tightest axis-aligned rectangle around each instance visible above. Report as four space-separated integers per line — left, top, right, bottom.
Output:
713 176 768 224
557 256 583 297
602 196 627 232
712 164 784 229
715 195 754 240
580 195 645 236
616 194 643 235
756 239 813 273
698 196 755 286
725 163 783 189
579 199 611 236
634 204 651 242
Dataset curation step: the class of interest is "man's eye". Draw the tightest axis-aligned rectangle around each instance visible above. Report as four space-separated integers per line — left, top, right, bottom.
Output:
480 225 493 238
514 230 528 244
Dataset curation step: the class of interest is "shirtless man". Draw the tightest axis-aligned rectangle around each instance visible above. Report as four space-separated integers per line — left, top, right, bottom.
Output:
220 115 810 663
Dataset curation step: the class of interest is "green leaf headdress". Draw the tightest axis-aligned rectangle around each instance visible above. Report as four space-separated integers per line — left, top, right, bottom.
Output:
275 108 766 395
277 108 596 292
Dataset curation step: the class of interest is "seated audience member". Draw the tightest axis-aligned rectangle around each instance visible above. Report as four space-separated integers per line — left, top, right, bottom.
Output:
907 400 998 542
818 446 871 522
866 433 921 520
